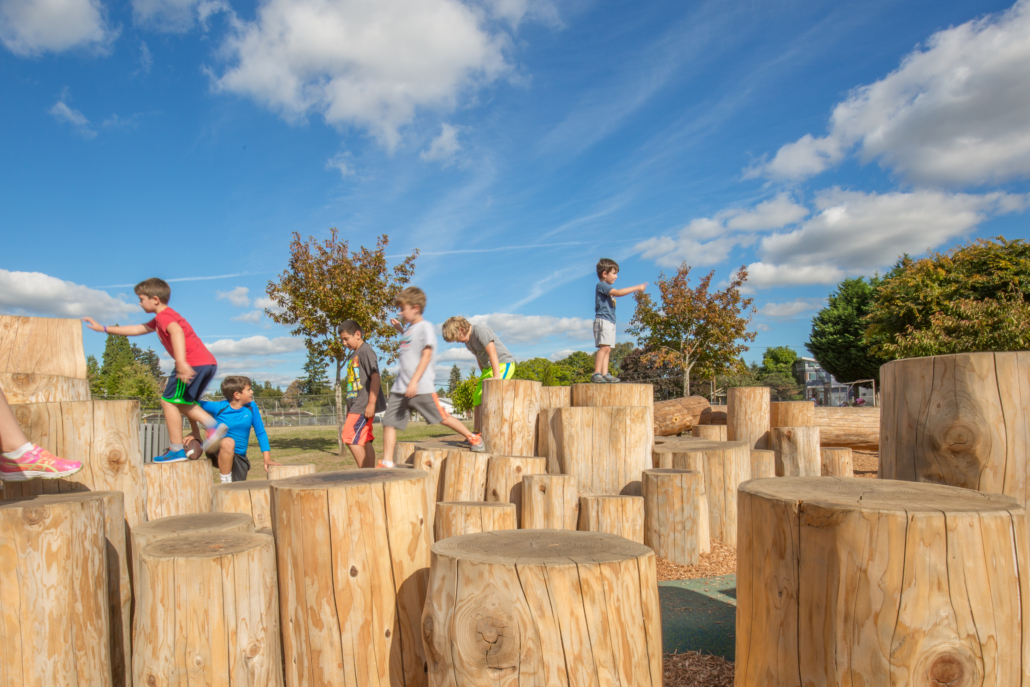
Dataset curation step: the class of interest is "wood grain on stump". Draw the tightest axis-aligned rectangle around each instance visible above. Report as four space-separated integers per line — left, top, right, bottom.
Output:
642 469 704 566
692 424 727 441
422 530 662 686
699 405 728 425
539 385 571 409
750 449 776 479
578 494 645 543
133 532 283 687
411 442 479 536
481 379 541 457
214 479 272 528
727 387 770 450
736 477 1030 687
0 372 90 404
812 406 879 451
572 382 654 457
484 455 546 523
0 315 88 379
271 469 431 687
653 396 710 436
266 463 315 480
520 474 578 530
0 493 111 686
143 458 214 520
771 426 821 477
820 447 854 477
441 451 490 503
394 441 421 466
769 401 814 428
434 502 517 541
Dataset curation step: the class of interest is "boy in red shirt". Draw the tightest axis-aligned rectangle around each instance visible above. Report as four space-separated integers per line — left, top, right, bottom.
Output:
83 277 228 463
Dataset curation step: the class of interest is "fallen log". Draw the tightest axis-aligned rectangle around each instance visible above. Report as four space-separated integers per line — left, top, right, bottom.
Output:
653 395 711 436
812 406 879 451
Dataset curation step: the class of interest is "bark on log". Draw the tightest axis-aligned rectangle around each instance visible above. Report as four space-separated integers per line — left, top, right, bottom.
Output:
769 401 814 428
271 469 431 687
5 400 147 527
434 502 517 541
481 379 541 457
484 455 546 524
653 395 710 436
266 463 316 480
133 532 283 687
0 315 88 379
520 474 579 530
698 405 727 425
750 449 776 479
692 424 727 441
642 469 704 566
578 494 645 543
736 477 1030 687
811 406 880 451
214 479 272 528
727 387 770 450
771 426 822 477
143 458 214 520
539 385 571 409
820 447 854 477
0 372 90 403
540 406 652 496
0 492 111 687
422 530 662 687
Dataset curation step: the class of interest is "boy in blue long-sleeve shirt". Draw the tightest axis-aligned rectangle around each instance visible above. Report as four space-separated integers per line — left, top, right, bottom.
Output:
201 376 280 483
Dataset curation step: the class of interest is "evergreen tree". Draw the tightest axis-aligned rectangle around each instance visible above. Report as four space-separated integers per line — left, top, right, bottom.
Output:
301 347 331 396
448 364 461 394
99 329 134 395
808 277 886 383
134 345 163 379
86 355 103 397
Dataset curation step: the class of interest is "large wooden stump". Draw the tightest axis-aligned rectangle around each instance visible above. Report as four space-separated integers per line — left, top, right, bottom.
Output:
520 474 578 529
267 463 315 480
0 372 90 403
572 382 654 457
642 469 704 566
578 494 645 543
0 492 111 686
271 469 431 687
736 477 1030 687
484 455 546 523
0 315 87 382
214 479 272 528
771 426 821 477
692 424 727 441
434 502 517 540
812 406 879 451
143 458 214 520
653 396 710 436
441 451 490 502
134 532 283 686
480 379 541 457
820 447 854 477
727 386 770 450
5 400 147 526
769 400 814 427
394 441 421 466
422 530 662 686
539 385 571 409
411 441 480 535
750 449 776 479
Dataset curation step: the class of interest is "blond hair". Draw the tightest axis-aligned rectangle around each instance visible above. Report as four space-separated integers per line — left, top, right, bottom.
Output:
395 286 426 314
442 316 471 342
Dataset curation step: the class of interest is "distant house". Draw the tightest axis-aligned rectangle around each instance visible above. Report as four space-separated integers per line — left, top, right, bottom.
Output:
794 357 850 406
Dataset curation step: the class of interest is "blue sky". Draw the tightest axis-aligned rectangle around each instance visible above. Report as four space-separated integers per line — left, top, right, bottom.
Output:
2 0 1028 388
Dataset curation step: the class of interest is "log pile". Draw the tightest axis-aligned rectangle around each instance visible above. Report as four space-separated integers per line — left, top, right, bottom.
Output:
812 406 879 451
434 501 517 540
653 395 711 436
213 479 273 528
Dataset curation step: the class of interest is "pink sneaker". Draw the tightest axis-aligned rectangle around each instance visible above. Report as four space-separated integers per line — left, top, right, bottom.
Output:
0 446 83 481
201 423 229 452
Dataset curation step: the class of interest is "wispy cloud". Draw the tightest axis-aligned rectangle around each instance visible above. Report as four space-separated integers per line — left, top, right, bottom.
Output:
97 272 263 288
216 286 250 307
49 100 96 139
389 240 596 258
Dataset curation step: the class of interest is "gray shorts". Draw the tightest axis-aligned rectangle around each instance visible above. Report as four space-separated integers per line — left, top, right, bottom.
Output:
593 318 616 348
383 392 447 430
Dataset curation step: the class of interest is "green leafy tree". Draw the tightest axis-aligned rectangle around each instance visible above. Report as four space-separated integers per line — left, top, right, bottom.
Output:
552 351 596 385
134 346 163 379
99 330 134 395
761 346 800 384
512 358 556 385
448 365 462 394
116 361 163 399
86 355 103 397
609 342 634 376
618 347 683 399
301 348 331 396
250 380 284 399
451 372 478 415
808 277 886 382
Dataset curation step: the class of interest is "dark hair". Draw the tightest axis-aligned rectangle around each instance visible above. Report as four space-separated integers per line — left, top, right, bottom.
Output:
220 376 251 401
395 286 426 314
337 320 363 337
134 277 171 304
596 258 619 279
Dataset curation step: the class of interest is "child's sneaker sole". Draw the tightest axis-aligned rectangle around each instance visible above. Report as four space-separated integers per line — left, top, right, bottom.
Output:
0 464 84 481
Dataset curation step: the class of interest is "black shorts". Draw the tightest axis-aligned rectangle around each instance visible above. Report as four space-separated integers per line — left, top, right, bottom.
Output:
208 451 251 482
162 364 217 405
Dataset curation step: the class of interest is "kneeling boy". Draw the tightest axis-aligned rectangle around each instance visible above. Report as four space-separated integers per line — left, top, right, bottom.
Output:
441 316 516 434
338 320 387 468
201 376 280 483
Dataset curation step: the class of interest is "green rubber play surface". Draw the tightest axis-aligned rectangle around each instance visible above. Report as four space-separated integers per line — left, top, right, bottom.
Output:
659 574 736 660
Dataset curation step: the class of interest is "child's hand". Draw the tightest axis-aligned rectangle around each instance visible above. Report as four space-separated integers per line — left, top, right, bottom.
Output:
82 317 103 332
176 361 197 383
636 283 647 293
390 318 403 332
364 402 376 420
405 381 418 398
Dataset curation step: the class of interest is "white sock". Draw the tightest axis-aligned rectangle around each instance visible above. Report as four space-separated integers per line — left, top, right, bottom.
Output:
2 442 33 460
170 443 184 451
220 473 232 483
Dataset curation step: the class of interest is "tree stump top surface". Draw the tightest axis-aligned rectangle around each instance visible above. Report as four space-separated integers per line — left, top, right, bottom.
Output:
413 439 471 451
653 439 749 453
271 467 428 490
142 531 271 559
432 529 651 564
742 477 1022 514
437 501 515 508
0 489 119 511
643 468 701 477
571 382 653 391
135 512 254 536
215 479 272 492
579 494 643 501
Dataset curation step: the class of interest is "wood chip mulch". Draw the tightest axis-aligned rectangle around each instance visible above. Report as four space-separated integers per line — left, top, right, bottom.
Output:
853 451 879 479
663 651 734 687
656 539 736 581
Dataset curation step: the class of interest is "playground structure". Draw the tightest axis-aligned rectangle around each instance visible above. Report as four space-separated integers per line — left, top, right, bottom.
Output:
2 314 1029 686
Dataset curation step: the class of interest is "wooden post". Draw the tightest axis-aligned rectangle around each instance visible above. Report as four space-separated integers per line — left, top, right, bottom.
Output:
535 407 559 468
736 477 1030 686
578 494 645 543
771 426 821 477
271 469 431 687
727 386 770 452
0 315 88 382
692 424 726 441
769 400 815 427
434 502 517 540
134 532 283 687
0 372 90 403
480 378 541 457
411 441 479 536
0 492 111 686
267 463 316 480
820 447 854 477
440 451 490 503
422 530 662 687
572 382 654 458
521 474 578 529
539 385 571 409
214 479 272 528
750 449 776 479
653 396 711 436
143 458 215 520
812 406 879 451
642 469 705 566
484 455 546 523
393 441 420 466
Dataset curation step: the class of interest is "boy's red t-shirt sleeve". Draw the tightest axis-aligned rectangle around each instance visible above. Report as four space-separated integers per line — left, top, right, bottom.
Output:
150 308 217 367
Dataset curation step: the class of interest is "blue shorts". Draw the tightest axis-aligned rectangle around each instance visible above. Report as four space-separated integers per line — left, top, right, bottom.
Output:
162 364 217 406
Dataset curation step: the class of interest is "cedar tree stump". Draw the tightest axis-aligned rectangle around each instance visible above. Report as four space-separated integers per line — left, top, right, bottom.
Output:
434 502 517 541
642 469 705 566
736 477 1030 687
572 382 654 456
578 494 645 543
440 451 491 503
0 315 88 404
271 469 431 687
0 372 90 403
520 474 579 530
422 530 662 686
771 426 821 477
143 458 214 520
133 532 283 687
484 455 546 523
820 447 854 477
214 479 272 528
394 441 421 466
727 386 770 451
480 379 541 457
692 424 727 441
538 385 571 409
769 401 815 428
266 463 316 480
412 441 481 536
750 449 776 479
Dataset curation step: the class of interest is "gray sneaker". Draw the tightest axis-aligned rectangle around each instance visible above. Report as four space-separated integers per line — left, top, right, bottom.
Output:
603 374 620 383
591 373 607 383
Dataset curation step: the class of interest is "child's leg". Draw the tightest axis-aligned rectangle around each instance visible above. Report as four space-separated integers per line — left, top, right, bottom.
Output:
601 346 612 375
382 425 397 467
594 345 610 374
363 443 377 468
160 399 186 444
182 404 218 430
473 405 482 434
441 415 472 439
346 442 376 468
215 438 236 476
0 389 31 452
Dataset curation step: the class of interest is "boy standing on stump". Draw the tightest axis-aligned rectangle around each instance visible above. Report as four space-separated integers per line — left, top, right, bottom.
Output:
201 376 279 483
441 316 516 434
592 258 645 384
380 287 485 468
337 320 386 468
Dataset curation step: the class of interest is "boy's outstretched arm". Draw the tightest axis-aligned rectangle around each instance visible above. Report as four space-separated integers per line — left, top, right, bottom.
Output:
610 283 647 298
406 347 432 398
82 318 152 336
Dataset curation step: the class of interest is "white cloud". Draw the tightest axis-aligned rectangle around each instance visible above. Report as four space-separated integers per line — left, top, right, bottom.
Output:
231 311 263 324
254 296 285 315
758 0 1030 186
437 347 476 362
548 348 578 362
0 269 139 320
206 335 304 357
213 0 509 149
759 297 826 319
325 152 355 178
49 100 96 139
467 313 594 344
131 0 229 33
136 41 153 74
0 0 114 55
745 263 845 290
420 123 461 163
216 286 250 307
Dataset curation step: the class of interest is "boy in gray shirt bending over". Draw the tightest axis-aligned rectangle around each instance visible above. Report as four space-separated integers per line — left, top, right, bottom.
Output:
442 316 517 434
380 287 485 468
593 257 646 383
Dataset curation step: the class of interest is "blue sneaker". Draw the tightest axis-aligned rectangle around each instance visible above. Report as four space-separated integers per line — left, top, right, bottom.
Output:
153 448 188 463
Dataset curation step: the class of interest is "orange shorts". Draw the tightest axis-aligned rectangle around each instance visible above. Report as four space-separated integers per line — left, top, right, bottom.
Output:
342 413 375 445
